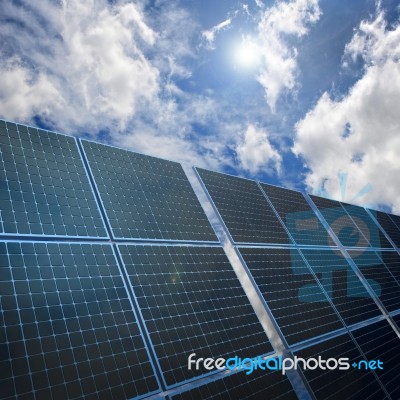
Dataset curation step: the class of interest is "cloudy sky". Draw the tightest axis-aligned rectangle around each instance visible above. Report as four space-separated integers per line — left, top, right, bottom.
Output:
1 0 399 212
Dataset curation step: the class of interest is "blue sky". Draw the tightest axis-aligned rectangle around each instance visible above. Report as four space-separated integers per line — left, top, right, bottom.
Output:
1 0 400 211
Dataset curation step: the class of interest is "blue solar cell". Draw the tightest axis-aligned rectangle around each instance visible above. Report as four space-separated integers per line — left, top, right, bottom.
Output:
0 241 160 399
238 247 344 345
0 120 107 238
294 332 387 400
170 368 297 400
117 244 273 387
195 168 291 245
259 183 329 246
373 210 400 247
81 140 217 242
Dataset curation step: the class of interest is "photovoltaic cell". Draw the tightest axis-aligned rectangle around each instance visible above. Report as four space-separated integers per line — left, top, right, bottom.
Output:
379 251 400 286
170 368 297 400
351 319 400 400
309 195 371 248
300 249 381 326
259 183 329 246
117 244 273 387
238 247 344 345
81 140 217 242
294 333 387 400
0 241 159 400
196 168 291 245
348 250 400 313
0 121 107 238
373 210 400 247
340 203 392 249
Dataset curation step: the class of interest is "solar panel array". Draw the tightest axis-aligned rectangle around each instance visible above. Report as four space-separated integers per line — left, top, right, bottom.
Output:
1 119 400 399
196 167 400 399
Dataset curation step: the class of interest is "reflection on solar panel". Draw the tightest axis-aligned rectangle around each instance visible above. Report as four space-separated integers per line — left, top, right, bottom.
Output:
294 333 387 400
340 203 392 249
0 241 159 400
348 250 400 313
170 368 298 400
259 183 329 246
351 319 400 400
300 249 381 326
195 168 291 245
373 210 400 247
238 247 344 345
117 244 273 386
81 140 217 242
0 121 107 238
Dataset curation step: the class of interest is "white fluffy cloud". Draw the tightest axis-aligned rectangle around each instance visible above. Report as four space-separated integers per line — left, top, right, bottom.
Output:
236 124 282 175
293 9 400 212
202 18 232 50
256 0 321 111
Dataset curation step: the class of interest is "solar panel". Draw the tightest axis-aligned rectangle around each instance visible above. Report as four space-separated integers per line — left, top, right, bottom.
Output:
81 140 217 242
195 168 291 245
340 203 392 249
259 183 329 246
294 332 386 400
0 121 107 238
309 195 371 248
300 249 382 326
0 241 159 400
238 247 344 345
170 368 298 400
373 210 400 248
348 250 400 313
117 244 273 387
351 319 400 400
378 251 400 287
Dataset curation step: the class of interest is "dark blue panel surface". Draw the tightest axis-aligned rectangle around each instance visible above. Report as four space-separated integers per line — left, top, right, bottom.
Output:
373 210 400 248
0 242 159 400
259 183 329 246
118 244 273 387
81 140 217 242
295 333 387 400
0 121 107 238
300 249 381 326
196 168 291 245
239 247 344 345
170 368 297 400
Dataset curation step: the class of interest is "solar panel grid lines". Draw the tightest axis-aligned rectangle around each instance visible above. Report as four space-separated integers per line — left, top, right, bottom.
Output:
116 244 274 388
299 249 383 327
237 246 345 347
347 250 400 314
169 366 299 400
339 202 393 249
81 140 218 243
372 210 400 248
194 167 292 245
0 240 160 400
350 319 400 400
294 332 389 400
308 195 373 249
0 120 108 239
258 183 330 247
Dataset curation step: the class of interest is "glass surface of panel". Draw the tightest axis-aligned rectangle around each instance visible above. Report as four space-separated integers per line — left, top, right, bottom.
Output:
0 121 107 238
0 242 159 400
118 244 273 387
239 247 344 345
82 140 217 241
196 168 291 244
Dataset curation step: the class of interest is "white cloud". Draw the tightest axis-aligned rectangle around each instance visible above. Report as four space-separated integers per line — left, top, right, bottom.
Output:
256 0 321 111
202 18 232 50
293 9 400 212
236 124 282 175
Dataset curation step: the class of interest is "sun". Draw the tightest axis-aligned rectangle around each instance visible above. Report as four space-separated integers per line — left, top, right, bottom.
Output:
235 38 260 68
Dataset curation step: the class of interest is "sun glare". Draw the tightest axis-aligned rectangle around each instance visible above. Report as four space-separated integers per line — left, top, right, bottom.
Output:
235 39 260 68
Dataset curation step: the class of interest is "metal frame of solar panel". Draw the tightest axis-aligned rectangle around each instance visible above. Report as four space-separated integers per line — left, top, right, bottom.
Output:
366 209 400 250
81 139 218 243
